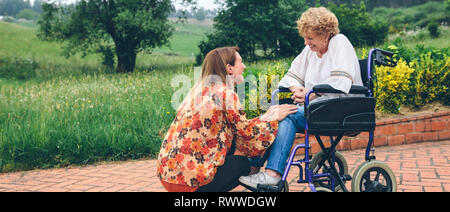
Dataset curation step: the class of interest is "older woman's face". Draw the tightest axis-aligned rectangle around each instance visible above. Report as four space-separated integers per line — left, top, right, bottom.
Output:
304 32 329 55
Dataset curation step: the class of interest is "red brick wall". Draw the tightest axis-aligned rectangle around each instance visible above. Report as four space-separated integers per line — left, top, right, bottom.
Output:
292 111 450 155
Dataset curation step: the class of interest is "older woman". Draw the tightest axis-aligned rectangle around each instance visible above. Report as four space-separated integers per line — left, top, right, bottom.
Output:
157 47 298 192
239 7 363 189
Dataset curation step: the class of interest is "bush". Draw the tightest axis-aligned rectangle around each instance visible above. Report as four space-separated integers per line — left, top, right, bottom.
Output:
407 51 449 108
373 43 450 113
16 9 40 21
374 59 414 114
383 41 450 108
427 21 440 38
241 59 291 119
0 56 38 80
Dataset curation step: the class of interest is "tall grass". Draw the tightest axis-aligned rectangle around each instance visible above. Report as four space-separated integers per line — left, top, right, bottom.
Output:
0 65 197 172
0 21 198 172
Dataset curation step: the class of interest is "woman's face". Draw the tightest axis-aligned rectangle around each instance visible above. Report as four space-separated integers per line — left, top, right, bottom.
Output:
227 52 246 85
304 32 330 55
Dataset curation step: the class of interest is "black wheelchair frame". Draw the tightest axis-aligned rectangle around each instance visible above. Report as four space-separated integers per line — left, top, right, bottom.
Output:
252 48 398 192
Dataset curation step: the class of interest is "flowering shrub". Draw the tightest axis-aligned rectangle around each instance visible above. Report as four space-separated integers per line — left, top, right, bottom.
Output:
382 43 450 110
242 59 290 119
407 52 449 108
374 59 414 113
245 44 448 117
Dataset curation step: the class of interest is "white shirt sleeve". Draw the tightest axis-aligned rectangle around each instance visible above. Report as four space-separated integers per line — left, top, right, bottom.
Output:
319 34 360 94
278 47 309 89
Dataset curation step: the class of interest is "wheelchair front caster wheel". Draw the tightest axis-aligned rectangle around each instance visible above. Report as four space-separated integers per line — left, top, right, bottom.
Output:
280 180 289 192
314 187 333 192
310 150 348 191
351 160 397 192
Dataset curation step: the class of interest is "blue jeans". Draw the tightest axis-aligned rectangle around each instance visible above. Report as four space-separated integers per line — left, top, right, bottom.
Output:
250 105 306 175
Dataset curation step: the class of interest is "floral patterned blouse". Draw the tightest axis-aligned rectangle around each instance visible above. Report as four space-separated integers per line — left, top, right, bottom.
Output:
157 82 278 188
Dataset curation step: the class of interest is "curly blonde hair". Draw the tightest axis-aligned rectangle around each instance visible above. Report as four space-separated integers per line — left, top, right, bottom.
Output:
297 7 340 39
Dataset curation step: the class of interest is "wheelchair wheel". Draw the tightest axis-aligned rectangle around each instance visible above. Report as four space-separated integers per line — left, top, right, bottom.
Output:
310 150 348 191
281 180 289 192
351 160 397 192
314 187 333 192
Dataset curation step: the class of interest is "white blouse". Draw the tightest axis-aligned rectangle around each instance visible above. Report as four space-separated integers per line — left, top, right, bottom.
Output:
279 34 363 103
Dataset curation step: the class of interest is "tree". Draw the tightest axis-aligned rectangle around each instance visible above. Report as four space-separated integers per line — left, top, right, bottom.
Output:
193 7 206 21
16 8 39 20
328 2 388 47
0 0 31 16
427 20 440 38
197 0 306 63
37 0 195 73
31 0 44 13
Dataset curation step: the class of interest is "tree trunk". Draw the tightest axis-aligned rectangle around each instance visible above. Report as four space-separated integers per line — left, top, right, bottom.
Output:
116 47 137 73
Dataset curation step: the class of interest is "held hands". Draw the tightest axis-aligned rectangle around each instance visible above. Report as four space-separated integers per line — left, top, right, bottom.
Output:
289 86 317 105
260 104 298 122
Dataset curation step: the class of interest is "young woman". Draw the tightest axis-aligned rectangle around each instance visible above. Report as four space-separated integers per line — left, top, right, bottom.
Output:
157 47 298 192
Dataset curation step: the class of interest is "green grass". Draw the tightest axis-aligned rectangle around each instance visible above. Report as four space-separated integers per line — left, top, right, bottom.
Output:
389 26 450 49
0 20 200 172
151 18 212 57
371 1 449 31
0 68 196 172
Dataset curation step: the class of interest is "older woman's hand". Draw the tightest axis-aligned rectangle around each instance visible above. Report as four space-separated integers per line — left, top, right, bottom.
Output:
290 87 317 104
261 104 298 121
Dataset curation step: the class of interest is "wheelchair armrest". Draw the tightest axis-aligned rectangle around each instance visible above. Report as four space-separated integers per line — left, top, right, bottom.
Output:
278 87 291 93
312 84 344 94
349 85 370 94
312 84 369 95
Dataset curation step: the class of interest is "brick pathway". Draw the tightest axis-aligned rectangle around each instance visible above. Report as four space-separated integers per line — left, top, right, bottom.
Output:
0 140 449 192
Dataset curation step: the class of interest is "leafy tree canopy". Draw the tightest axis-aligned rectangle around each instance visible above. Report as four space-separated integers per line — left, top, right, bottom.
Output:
197 0 307 63
198 0 388 63
37 0 195 73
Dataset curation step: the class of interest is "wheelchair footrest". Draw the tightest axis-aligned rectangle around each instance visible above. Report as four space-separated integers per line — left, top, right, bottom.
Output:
342 174 352 181
254 180 286 192
256 184 281 192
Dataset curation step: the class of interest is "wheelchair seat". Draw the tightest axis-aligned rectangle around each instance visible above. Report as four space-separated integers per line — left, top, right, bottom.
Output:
306 96 375 136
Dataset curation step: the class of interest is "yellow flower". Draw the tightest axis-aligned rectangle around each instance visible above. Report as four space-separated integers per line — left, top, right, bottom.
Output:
387 45 398 50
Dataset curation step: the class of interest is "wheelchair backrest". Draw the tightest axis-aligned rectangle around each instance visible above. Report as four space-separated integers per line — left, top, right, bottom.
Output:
358 49 397 91
358 59 370 89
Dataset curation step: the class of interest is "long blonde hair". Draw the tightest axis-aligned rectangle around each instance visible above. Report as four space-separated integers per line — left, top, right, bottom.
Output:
178 47 239 111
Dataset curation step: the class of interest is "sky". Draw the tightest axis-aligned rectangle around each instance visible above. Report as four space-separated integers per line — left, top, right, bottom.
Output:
182 0 219 10
32 0 220 10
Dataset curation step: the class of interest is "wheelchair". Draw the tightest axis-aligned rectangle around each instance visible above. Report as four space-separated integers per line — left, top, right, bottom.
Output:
248 48 398 192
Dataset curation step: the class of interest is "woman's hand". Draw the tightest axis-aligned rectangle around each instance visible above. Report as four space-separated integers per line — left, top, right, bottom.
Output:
261 104 298 121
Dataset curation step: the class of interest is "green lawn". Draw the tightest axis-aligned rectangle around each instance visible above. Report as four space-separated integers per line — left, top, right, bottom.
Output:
0 20 201 172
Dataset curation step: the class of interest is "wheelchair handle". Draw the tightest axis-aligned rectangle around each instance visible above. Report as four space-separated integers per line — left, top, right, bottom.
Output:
376 48 394 57
271 87 293 106
373 48 397 67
